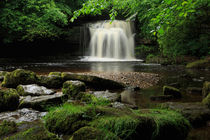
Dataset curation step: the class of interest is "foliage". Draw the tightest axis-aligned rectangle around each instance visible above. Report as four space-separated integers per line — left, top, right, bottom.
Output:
0 121 17 137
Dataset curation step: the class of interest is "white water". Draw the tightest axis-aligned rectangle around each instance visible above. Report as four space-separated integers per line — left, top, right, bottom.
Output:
83 20 140 61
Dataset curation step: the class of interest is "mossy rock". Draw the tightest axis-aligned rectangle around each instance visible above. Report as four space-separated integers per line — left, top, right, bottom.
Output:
38 75 63 89
62 80 86 98
5 123 60 140
202 93 210 109
186 59 210 69
71 126 120 140
0 120 17 138
0 71 9 81
202 81 210 98
48 72 62 77
61 72 125 90
0 89 19 112
163 86 182 98
1 69 38 88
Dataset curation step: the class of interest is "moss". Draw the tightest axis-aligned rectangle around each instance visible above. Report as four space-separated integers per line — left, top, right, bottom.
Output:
136 109 191 140
48 72 62 77
38 75 63 89
202 81 210 98
16 85 26 96
71 126 120 140
0 71 9 81
186 59 210 69
1 69 38 88
163 86 182 98
5 123 60 140
62 81 86 98
0 89 19 112
44 103 97 135
0 120 17 137
202 93 210 108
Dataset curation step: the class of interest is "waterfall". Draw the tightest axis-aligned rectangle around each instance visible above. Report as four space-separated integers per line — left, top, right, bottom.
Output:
86 20 135 60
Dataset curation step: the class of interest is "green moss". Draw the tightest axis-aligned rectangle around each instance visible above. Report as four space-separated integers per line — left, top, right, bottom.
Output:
202 93 210 108
0 120 17 137
136 109 191 140
202 81 210 98
163 86 182 98
16 85 26 96
1 69 38 88
186 59 209 69
62 81 86 98
71 126 120 140
5 123 60 140
0 89 19 112
38 75 63 89
48 72 62 77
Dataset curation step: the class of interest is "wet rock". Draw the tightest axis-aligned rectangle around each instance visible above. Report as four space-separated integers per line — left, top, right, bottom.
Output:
202 81 210 98
111 102 138 109
163 86 182 98
0 89 19 112
48 72 62 77
1 69 38 88
38 75 63 89
202 93 210 109
186 59 210 69
61 72 125 90
91 90 121 102
150 95 174 101
186 87 202 95
17 84 55 96
0 120 17 138
19 92 66 111
162 102 210 128
62 80 86 98
0 108 46 123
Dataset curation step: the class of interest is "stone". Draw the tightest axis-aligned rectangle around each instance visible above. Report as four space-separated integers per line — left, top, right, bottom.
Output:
17 84 55 96
111 102 138 109
61 72 125 90
161 102 210 128
48 72 62 77
186 59 210 69
1 69 38 88
202 93 210 109
62 80 86 98
163 86 182 98
186 87 202 95
38 75 63 89
150 95 174 101
202 81 210 98
0 89 19 112
19 92 66 111
0 108 46 123
0 71 8 81
91 90 121 102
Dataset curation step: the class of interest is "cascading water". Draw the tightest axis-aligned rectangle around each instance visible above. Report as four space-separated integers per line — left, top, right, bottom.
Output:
83 20 138 61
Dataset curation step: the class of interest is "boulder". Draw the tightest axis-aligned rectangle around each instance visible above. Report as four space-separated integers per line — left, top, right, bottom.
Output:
62 80 86 98
0 89 19 112
48 72 62 77
38 75 63 89
0 71 8 81
19 92 66 111
61 72 125 90
186 59 210 69
161 102 210 128
0 108 46 123
202 81 210 98
186 87 202 95
150 95 174 101
111 102 138 109
1 69 38 88
202 93 210 109
91 90 120 102
163 86 182 98
17 84 55 96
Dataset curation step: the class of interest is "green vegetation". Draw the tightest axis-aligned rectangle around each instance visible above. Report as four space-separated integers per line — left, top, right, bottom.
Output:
0 121 17 137
186 58 210 69
202 93 210 108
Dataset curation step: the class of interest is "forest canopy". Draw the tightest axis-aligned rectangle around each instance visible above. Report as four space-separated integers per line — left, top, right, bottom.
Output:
0 0 209 57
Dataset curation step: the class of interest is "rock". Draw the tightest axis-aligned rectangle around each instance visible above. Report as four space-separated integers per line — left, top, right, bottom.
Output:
0 108 46 123
0 89 19 112
150 95 174 101
19 92 66 111
202 81 210 98
0 71 8 81
111 102 138 109
6 123 60 140
186 59 210 69
71 126 120 140
17 84 55 96
61 72 125 90
202 93 210 109
62 80 86 98
91 90 121 102
48 72 62 77
1 69 38 88
0 120 17 138
163 86 182 98
186 87 202 95
161 102 210 128
38 75 63 89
